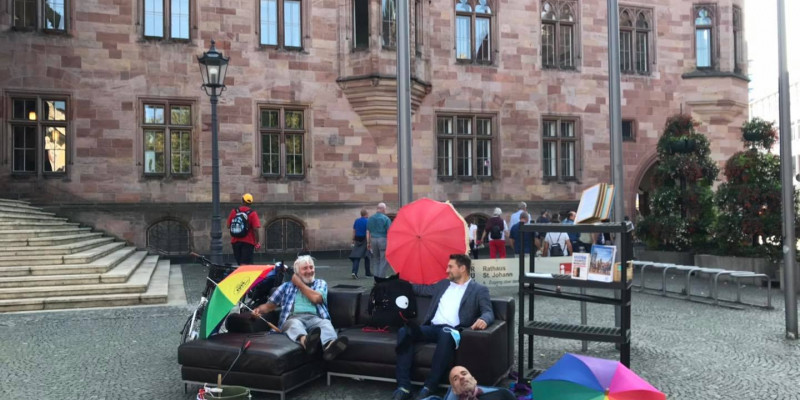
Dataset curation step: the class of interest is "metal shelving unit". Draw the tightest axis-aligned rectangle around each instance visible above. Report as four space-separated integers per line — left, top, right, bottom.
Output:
517 221 633 381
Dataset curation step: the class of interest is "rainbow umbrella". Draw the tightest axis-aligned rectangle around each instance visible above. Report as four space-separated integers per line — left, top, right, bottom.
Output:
200 264 274 339
532 353 665 400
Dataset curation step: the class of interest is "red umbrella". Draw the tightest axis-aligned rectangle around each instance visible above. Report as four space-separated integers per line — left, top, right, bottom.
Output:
386 198 469 284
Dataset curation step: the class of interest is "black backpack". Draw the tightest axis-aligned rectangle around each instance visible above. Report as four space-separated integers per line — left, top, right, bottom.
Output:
490 223 503 239
549 233 565 256
229 208 252 238
366 275 417 328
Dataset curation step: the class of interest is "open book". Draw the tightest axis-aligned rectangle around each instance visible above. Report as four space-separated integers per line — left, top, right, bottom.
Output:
575 183 615 224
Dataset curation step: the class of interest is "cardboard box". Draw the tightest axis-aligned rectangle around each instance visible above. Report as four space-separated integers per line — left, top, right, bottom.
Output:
613 261 634 282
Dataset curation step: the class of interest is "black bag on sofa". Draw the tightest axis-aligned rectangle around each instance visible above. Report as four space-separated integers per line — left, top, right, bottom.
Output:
366 275 417 328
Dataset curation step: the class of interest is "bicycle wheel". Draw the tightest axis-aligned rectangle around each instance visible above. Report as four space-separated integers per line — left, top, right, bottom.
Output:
180 307 203 344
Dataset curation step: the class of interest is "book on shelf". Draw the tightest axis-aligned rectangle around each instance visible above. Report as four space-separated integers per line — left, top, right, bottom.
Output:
588 245 616 283
571 252 590 280
575 183 615 224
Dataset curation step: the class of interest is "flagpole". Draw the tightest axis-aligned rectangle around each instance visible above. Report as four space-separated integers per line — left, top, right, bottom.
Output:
776 0 798 339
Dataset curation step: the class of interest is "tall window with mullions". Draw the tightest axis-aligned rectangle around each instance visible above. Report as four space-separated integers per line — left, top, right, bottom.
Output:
10 97 69 174
259 107 306 178
436 114 494 179
542 117 578 181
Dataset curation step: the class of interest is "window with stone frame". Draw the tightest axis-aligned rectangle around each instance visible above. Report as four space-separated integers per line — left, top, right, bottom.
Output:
141 101 194 177
259 0 303 49
266 217 305 251
9 95 69 175
733 6 743 74
622 119 635 142
381 0 397 47
541 0 578 70
415 0 423 54
13 0 69 32
436 114 494 180
694 4 717 69
259 106 306 178
142 0 192 40
619 6 652 75
455 0 494 64
542 117 579 181
353 0 369 49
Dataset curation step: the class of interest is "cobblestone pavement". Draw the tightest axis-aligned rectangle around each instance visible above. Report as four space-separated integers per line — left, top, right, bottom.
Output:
1 257 798 400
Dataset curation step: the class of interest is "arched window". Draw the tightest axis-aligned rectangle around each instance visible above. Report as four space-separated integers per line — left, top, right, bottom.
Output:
541 0 577 69
147 219 191 255
455 0 493 63
695 7 713 68
266 217 305 252
619 7 651 75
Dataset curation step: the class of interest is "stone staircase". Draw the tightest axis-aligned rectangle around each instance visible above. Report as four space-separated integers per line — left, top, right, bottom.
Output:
0 198 170 312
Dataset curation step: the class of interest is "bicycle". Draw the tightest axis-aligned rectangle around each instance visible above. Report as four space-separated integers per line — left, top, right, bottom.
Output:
180 253 290 344
180 252 238 344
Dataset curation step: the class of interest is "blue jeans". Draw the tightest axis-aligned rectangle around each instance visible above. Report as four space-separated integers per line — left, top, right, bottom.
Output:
351 256 370 275
395 324 456 390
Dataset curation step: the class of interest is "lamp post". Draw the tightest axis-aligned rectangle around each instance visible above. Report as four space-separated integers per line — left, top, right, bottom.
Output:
197 40 229 264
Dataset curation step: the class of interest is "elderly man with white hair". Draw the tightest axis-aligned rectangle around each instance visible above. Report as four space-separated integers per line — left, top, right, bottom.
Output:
367 202 393 279
480 207 508 259
252 255 349 360
508 201 527 229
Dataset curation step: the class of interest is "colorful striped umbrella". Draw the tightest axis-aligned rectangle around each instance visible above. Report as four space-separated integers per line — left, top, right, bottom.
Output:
532 353 666 400
200 264 275 339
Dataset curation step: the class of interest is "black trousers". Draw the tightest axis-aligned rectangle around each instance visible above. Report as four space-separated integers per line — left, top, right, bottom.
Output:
232 242 255 265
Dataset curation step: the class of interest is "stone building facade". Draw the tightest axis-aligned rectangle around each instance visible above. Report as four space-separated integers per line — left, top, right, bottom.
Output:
0 0 748 255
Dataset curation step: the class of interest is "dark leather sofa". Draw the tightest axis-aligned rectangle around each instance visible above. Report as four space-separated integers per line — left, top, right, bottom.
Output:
178 288 514 400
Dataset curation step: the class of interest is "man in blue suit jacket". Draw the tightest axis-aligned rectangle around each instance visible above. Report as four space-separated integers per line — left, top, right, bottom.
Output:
392 254 495 400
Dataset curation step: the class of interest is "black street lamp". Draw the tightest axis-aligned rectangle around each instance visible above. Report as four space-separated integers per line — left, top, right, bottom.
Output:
197 40 229 264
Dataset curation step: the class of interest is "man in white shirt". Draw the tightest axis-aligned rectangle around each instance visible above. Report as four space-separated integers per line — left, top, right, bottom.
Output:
391 254 495 400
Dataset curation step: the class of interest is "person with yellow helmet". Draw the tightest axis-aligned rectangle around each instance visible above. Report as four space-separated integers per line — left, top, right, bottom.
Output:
227 193 261 265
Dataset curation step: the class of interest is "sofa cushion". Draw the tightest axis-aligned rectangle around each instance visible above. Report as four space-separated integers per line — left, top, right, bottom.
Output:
358 291 433 326
334 327 437 366
328 290 361 329
178 332 314 376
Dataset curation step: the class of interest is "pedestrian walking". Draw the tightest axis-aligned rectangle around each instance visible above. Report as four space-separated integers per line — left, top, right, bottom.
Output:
367 202 392 279
227 193 261 265
349 209 372 279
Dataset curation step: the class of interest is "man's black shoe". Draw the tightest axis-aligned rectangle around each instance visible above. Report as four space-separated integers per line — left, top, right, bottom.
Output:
391 388 412 400
303 327 321 355
414 386 432 400
322 336 349 361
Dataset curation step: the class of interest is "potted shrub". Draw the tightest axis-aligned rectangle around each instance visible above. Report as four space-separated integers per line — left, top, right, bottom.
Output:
637 114 718 254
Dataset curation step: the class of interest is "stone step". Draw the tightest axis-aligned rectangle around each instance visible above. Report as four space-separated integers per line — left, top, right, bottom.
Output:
0 259 170 312
0 227 92 240
0 250 148 288
141 259 170 304
0 256 156 299
0 212 66 222
0 198 33 208
29 247 138 276
0 293 142 312
0 241 125 267
0 237 115 256
0 205 54 216
0 221 80 230
0 232 104 247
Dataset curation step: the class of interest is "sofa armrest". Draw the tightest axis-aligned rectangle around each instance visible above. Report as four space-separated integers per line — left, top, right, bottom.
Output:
454 320 509 386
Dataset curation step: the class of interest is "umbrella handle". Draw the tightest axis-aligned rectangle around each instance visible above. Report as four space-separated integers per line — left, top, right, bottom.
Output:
238 302 282 333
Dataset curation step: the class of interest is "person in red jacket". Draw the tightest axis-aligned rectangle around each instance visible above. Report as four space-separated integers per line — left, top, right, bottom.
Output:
227 193 261 265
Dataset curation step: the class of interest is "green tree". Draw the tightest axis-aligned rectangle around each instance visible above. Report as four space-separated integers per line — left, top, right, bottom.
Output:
637 114 718 251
